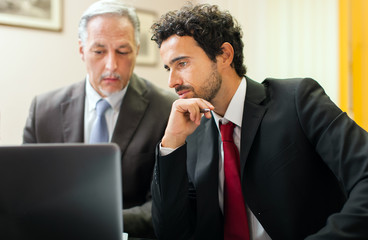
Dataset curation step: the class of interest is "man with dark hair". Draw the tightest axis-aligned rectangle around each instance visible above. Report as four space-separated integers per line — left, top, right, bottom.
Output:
23 0 177 238
150 3 368 240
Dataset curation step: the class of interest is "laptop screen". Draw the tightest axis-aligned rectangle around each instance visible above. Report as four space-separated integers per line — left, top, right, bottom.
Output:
0 143 123 240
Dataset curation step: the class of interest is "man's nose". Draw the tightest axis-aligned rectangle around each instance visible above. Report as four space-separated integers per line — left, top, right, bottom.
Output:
106 53 118 72
168 70 182 89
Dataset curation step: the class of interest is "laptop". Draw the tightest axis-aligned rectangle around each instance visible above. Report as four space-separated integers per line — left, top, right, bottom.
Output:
0 143 123 240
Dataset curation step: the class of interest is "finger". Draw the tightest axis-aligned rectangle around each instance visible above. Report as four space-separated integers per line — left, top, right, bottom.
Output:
175 103 197 124
197 99 214 114
203 111 212 119
174 98 213 123
196 100 213 119
187 105 201 124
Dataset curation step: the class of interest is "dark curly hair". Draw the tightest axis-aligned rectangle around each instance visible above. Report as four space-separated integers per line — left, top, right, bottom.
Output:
151 3 246 77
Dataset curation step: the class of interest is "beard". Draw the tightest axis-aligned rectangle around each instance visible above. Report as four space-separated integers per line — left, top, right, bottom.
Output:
98 72 123 97
198 66 222 102
175 63 222 102
98 87 116 97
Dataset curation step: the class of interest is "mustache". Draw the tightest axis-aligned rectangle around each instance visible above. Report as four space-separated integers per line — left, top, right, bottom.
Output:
175 85 194 94
100 72 121 81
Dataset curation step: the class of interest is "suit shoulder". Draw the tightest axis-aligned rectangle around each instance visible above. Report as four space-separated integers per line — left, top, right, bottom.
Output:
263 77 321 90
262 77 325 99
35 81 85 105
136 77 178 104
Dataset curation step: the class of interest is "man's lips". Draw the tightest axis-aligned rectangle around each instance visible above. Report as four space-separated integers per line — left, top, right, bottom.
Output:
102 77 119 82
176 89 190 98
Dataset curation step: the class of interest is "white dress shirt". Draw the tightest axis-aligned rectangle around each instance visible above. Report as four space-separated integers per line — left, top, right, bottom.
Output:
161 77 271 240
84 76 127 143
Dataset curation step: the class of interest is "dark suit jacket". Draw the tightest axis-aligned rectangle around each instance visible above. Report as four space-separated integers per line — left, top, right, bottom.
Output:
23 73 177 238
152 77 368 240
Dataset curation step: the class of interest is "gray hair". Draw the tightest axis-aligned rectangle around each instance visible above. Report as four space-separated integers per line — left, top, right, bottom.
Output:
78 0 140 47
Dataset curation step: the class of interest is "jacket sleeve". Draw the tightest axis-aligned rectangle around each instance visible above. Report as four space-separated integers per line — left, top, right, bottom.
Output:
296 78 368 239
23 97 37 143
151 143 196 240
122 200 155 238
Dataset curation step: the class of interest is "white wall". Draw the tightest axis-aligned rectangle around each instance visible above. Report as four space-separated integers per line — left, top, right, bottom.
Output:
0 0 185 145
199 0 339 101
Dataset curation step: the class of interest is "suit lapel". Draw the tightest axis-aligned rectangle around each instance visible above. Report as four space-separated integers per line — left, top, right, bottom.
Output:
194 116 219 189
192 116 222 234
111 75 149 156
60 81 85 142
240 77 267 180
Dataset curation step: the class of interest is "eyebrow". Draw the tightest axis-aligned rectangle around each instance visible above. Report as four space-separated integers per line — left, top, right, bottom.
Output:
92 43 132 49
164 56 189 69
118 44 132 49
92 43 105 48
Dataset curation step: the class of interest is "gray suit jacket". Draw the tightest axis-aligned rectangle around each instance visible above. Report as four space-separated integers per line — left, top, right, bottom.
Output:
152 77 368 239
23 73 177 238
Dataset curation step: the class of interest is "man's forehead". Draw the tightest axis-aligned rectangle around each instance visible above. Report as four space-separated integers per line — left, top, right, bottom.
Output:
161 36 201 57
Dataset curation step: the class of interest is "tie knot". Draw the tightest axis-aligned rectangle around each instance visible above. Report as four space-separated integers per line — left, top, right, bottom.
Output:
220 121 236 142
95 99 111 116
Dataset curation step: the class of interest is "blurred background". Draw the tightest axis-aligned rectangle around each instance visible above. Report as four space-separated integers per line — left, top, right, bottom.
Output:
0 0 366 144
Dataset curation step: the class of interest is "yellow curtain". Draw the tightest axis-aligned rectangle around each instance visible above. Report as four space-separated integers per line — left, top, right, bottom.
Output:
339 0 368 130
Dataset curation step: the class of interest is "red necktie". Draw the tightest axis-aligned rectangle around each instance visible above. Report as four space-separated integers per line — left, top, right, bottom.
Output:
220 122 250 240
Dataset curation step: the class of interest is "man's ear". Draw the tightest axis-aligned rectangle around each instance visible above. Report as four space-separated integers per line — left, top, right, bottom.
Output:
78 39 85 62
218 42 234 66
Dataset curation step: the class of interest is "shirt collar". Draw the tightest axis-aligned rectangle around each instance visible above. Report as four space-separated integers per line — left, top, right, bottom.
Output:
85 75 128 112
213 77 247 128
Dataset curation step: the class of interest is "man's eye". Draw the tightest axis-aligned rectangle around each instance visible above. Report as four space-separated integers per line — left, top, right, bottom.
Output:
94 50 104 54
178 62 187 67
118 49 132 55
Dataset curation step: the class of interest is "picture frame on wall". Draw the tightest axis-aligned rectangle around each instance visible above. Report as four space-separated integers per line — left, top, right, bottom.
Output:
136 9 158 66
0 0 62 31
